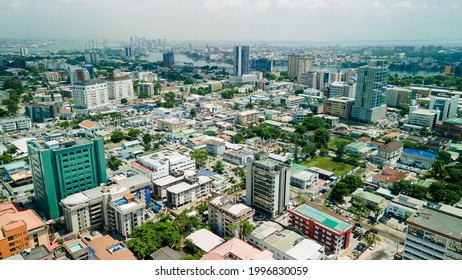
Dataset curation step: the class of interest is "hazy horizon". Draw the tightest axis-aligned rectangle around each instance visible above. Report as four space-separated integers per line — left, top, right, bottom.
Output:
1 0 462 43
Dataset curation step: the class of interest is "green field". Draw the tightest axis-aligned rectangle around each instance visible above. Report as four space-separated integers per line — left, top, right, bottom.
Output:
328 138 352 150
301 156 355 177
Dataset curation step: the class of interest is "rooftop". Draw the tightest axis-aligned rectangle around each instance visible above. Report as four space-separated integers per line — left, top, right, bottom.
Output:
403 149 438 159
88 235 136 260
290 205 352 233
73 79 106 86
151 246 185 260
186 229 224 253
201 238 273 260
407 207 462 242
351 189 384 204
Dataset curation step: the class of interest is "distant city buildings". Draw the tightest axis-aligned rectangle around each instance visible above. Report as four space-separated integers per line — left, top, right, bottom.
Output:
288 54 313 81
162 51 174 67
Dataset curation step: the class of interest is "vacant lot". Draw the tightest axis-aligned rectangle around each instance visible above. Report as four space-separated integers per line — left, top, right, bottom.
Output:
301 156 355 176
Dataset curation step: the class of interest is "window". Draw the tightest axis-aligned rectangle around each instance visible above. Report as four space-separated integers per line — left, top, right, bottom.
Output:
8 236 14 241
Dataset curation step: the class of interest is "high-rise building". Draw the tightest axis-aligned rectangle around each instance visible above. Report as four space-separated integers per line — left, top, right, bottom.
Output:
125 46 132 57
69 67 91 84
233 46 250 76
287 54 313 81
19 47 29 56
351 61 389 123
28 138 108 219
71 80 109 110
25 104 55 123
245 157 290 219
104 76 135 103
251 58 273 72
407 106 440 129
429 95 459 121
403 206 462 260
138 83 154 97
386 87 411 108
328 82 356 98
162 52 174 67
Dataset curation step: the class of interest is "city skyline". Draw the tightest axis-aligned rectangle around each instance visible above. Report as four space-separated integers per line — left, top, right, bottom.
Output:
1 0 461 42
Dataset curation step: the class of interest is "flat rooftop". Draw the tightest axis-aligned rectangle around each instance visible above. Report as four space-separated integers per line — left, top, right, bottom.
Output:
407 207 462 241
291 205 352 233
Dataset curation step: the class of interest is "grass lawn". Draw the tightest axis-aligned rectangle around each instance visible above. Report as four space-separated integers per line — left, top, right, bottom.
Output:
301 156 355 177
328 137 352 150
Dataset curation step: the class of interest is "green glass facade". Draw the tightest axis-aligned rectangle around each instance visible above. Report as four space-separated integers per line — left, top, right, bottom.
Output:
28 138 108 219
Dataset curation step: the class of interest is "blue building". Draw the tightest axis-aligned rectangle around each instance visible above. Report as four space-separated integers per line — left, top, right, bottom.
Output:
399 149 438 170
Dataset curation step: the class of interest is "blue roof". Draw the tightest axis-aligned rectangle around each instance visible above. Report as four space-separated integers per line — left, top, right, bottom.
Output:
403 149 438 159
197 170 217 177
114 198 128 206
1 161 27 171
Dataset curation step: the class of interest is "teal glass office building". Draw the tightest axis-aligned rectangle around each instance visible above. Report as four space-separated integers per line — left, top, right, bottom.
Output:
28 138 108 219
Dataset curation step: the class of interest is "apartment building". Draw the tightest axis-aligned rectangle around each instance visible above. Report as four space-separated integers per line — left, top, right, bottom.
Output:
71 79 109 110
0 117 32 133
236 110 259 125
208 195 254 238
133 149 195 180
166 175 213 207
324 97 355 120
156 118 187 133
104 75 135 103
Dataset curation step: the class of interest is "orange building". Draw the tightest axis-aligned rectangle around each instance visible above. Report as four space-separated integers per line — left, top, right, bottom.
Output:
0 203 49 259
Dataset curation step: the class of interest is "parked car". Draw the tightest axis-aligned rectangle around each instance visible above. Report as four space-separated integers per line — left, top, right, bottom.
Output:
369 244 375 250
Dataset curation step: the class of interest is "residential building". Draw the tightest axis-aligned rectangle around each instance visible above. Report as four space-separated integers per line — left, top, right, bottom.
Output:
88 235 136 260
69 67 90 84
233 46 250 76
71 80 109 110
102 185 145 238
208 195 254 238
386 87 411 108
156 118 187 133
399 149 438 170
288 55 313 81
429 95 459 121
372 167 409 189
205 139 226 156
292 108 312 123
0 117 32 133
248 221 325 260
236 110 259 125
300 71 318 89
273 95 304 108
163 52 174 67
351 61 389 123
133 150 195 180
104 76 135 103
288 205 353 251
201 237 274 260
385 194 425 219
166 175 213 207
377 141 404 161
324 97 355 120
223 150 249 166
351 189 384 208
403 207 462 260
28 138 108 219
290 170 319 189
138 71 158 83
25 104 55 122
407 106 440 129
153 174 187 199
328 82 356 98
0 203 50 259
245 157 290 218
185 229 225 253
435 118 462 137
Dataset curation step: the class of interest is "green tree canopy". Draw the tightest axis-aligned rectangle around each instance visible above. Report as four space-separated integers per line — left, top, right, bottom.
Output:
190 149 208 168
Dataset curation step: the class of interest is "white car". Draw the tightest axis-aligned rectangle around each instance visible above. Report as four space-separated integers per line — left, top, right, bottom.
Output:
369 244 375 250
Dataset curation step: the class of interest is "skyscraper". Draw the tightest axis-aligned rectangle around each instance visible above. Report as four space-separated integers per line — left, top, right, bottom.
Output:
351 61 389 123
287 54 313 81
28 138 108 219
233 46 250 76
245 157 290 219
163 51 175 67
125 46 132 57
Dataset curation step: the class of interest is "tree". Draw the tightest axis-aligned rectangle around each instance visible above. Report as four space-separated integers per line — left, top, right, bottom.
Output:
232 103 240 110
432 160 448 179
330 182 349 203
238 220 255 240
111 131 125 143
190 149 208 168
197 203 207 214
294 145 299 163
0 152 13 164
108 155 122 171
154 82 162 94
335 141 347 161
183 77 194 85
245 102 254 109
121 98 128 104
212 160 225 174
142 133 152 145
301 143 317 159
313 128 330 148
58 121 70 129
163 91 177 108
420 127 430 137
127 128 141 140
2 99 19 115
438 150 452 164
7 145 18 154
190 108 197 118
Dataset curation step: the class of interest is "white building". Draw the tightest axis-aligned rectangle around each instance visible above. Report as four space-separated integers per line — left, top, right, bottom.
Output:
205 139 226 156
208 195 254 238
0 117 32 133
134 150 195 180
156 118 187 133
328 82 356 98
248 221 325 260
105 76 135 103
429 95 459 121
223 150 250 166
385 194 425 219
290 170 319 189
166 175 213 207
72 80 109 110
138 71 158 83
407 106 440 129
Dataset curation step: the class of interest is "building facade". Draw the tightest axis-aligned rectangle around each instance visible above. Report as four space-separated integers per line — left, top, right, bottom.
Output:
245 157 290 219
28 138 108 219
71 80 109 110
233 46 250 76
104 76 135 103
429 95 459 121
0 117 32 133
163 52 175 67
324 97 354 120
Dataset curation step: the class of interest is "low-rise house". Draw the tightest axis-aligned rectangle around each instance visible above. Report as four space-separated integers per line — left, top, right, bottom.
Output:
372 167 410 189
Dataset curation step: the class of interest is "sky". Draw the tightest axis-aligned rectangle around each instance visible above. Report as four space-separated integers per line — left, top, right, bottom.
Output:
1 0 462 43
